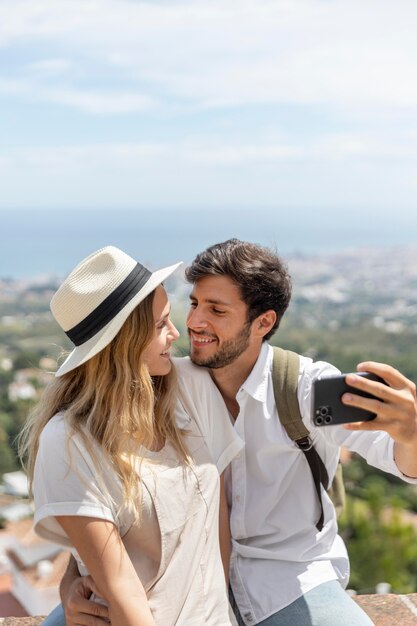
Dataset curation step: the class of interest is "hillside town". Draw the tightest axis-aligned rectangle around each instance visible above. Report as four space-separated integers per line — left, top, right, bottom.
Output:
288 246 417 333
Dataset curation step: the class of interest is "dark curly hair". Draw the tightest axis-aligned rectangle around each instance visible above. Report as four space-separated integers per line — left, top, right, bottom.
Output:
185 239 292 340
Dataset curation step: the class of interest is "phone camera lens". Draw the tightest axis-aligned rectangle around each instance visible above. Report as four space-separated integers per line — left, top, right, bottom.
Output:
315 415 324 425
319 406 329 416
324 415 332 424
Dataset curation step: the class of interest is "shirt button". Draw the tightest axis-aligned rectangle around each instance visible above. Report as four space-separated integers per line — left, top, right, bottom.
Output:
244 613 254 622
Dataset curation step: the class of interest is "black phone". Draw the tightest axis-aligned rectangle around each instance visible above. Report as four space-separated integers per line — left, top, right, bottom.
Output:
312 372 385 427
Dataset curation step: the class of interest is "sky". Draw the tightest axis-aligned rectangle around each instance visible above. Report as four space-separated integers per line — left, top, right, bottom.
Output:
1 0 417 279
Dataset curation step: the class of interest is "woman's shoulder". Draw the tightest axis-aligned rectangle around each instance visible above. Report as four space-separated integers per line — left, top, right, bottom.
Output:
38 413 88 457
172 356 212 383
39 412 67 444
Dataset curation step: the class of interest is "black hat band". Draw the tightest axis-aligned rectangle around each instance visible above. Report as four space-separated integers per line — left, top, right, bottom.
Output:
66 262 152 346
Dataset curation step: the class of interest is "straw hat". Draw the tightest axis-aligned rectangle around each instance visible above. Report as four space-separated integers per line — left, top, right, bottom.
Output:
50 246 182 377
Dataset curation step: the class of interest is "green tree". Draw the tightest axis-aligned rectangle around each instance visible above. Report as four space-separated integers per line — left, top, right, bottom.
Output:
0 424 18 474
340 481 417 593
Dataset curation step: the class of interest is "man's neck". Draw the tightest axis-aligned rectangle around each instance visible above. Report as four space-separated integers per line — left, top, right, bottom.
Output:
209 343 263 420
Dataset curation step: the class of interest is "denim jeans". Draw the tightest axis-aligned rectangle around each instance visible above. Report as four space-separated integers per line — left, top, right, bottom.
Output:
41 604 65 626
46 581 375 626
230 580 375 626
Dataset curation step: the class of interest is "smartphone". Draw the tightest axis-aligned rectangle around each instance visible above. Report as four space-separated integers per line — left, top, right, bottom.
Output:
312 372 385 427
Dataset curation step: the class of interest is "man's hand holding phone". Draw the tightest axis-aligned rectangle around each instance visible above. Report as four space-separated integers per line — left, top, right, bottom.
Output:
341 362 417 442
313 370 385 427
314 361 417 478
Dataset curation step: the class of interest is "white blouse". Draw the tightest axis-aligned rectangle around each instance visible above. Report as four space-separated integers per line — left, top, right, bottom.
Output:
33 365 243 625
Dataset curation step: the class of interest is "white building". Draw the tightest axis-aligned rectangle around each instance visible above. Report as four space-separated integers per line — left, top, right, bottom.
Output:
1 472 29 499
0 517 69 616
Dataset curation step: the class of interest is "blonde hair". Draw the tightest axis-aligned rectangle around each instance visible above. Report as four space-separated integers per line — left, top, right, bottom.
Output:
19 290 189 521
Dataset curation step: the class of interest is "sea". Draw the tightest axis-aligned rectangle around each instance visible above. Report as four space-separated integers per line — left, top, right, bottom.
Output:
1 208 416 279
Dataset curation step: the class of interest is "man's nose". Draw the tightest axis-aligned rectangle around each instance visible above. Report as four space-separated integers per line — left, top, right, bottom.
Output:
187 307 208 329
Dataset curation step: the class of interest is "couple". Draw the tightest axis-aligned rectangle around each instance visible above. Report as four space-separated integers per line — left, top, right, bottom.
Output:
20 239 417 626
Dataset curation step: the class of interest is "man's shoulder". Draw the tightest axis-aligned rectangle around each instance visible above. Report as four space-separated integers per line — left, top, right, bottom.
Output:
298 354 340 381
268 344 336 377
269 346 339 379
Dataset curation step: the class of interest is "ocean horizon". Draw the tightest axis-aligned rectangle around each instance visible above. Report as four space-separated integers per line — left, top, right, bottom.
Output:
1 208 416 279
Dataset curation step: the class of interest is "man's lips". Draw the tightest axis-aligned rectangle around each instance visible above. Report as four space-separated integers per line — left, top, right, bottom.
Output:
188 332 217 345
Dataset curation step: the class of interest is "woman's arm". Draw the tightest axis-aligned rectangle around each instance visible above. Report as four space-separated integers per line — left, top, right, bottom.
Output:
218 473 231 587
56 516 155 626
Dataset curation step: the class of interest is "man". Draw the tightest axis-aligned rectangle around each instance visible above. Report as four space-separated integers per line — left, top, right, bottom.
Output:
45 239 417 625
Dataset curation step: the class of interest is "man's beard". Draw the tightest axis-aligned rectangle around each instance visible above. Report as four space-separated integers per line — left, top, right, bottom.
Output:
189 321 251 369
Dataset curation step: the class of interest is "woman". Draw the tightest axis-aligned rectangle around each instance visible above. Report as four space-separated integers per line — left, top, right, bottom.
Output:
19 246 240 625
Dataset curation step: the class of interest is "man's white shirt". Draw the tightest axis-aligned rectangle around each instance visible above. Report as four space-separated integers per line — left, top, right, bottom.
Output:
174 345 417 625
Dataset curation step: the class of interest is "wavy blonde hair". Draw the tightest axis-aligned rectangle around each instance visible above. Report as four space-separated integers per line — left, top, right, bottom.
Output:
19 290 190 521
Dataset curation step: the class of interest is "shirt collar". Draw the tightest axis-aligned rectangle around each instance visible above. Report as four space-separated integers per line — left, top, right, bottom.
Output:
240 342 272 402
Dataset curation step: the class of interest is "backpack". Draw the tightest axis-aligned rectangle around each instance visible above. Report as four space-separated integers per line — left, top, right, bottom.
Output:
271 347 346 531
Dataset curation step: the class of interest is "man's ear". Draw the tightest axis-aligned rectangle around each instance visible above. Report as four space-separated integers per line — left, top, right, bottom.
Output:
253 310 276 338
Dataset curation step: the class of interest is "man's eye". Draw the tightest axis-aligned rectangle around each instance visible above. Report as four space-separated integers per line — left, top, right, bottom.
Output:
213 308 225 314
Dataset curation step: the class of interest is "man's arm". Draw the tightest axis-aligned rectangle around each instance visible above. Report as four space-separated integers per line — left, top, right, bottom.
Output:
342 361 417 477
60 555 110 625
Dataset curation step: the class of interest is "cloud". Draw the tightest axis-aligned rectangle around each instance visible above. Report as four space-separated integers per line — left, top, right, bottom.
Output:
25 58 73 77
1 128 416 174
0 77 155 114
0 143 169 171
1 1 416 213
1 0 417 113
42 88 155 114
1 134 416 212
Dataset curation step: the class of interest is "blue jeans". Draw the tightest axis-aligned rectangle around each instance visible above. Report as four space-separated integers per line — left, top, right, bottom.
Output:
46 581 375 626
41 604 65 626
231 581 375 626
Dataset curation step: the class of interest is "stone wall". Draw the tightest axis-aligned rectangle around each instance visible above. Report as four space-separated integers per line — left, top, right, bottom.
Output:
354 593 417 625
2 593 417 625
0 620 44 626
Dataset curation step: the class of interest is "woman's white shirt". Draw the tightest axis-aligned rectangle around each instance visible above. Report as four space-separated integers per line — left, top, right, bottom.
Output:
33 361 243 626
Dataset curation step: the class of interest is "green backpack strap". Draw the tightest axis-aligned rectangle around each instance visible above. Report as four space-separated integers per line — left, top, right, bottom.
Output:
272 346 330 531
272 347 310 441
327 463 346 519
